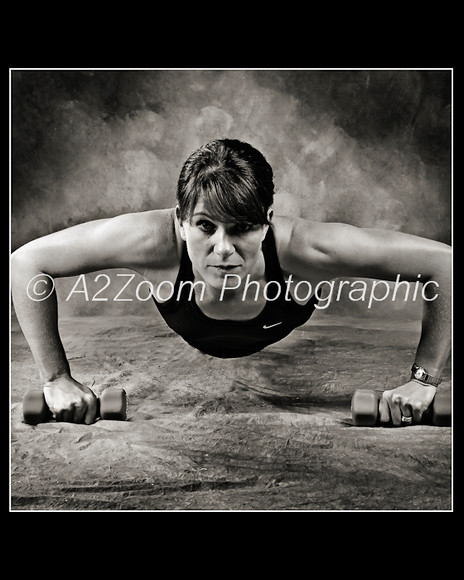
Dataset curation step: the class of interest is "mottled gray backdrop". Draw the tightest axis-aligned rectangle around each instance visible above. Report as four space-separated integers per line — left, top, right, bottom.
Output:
12 69 451 253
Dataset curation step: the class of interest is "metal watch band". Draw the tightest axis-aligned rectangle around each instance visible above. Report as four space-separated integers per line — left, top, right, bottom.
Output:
411 364 442 387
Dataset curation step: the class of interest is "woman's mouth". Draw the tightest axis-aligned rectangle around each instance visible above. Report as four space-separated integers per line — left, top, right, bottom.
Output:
209 264 241 273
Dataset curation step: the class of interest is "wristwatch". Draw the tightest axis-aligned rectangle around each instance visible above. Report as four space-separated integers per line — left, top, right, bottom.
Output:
411 363 442 387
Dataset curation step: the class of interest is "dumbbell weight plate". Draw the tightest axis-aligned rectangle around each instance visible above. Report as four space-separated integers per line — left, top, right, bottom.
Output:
351 389 379 426
99 387 127 421
22 388 53 425
431 390 451 426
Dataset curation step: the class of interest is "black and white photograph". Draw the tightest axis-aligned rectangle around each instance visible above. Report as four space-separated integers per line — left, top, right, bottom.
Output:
10 68 453 511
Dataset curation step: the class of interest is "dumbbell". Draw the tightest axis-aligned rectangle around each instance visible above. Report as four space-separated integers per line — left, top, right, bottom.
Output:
22 386 127 425
351 389 451 427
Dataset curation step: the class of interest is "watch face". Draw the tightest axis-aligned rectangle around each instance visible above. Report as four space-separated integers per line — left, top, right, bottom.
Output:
415 367 426 380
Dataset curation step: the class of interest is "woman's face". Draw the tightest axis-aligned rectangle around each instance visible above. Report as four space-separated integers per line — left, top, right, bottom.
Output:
178 200 271 291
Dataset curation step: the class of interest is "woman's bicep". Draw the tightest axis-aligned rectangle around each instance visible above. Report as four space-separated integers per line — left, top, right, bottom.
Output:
327 225 451 282
284 219 451 282
12 210 175 278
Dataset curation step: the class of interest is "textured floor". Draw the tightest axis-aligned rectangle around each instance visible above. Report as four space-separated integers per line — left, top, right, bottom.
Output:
10 311 452 511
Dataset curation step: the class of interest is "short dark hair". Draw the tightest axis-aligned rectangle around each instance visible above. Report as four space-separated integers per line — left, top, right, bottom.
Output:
176 139 275 225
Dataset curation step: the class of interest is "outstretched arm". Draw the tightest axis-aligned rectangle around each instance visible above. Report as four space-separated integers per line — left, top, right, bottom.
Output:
280 218 451 426
11 209 176 423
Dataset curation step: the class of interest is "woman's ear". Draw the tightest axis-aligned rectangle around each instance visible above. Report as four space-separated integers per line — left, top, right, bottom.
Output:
261 208 274 242
176 206 187 241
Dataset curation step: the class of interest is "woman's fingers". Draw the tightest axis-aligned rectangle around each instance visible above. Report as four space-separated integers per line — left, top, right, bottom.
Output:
380 391 412 426
378 382 437 427
83 396 98 424
379 397 390 423
399 397 413 425
384 392 403 426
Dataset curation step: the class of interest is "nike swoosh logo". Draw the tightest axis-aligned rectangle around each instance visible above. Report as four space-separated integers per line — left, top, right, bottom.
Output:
263 322 283 329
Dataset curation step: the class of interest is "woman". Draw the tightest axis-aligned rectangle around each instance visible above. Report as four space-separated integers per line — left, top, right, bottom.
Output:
11 139 451 426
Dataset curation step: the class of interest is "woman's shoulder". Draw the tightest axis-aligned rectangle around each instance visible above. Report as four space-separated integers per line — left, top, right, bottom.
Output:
103 207 181 268
272 214 329 256
272 215 359 276
112 206 175 230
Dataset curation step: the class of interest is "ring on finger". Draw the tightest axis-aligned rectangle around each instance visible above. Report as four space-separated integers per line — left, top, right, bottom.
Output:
401 415 413 424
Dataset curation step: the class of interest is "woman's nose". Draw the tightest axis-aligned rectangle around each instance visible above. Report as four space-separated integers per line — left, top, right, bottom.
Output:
213 229 235 258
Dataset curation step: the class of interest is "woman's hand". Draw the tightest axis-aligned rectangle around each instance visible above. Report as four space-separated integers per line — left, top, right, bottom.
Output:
379 380 437 426
43 375 98 424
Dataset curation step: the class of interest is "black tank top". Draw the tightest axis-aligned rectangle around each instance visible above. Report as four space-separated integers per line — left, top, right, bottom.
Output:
152 227 318 358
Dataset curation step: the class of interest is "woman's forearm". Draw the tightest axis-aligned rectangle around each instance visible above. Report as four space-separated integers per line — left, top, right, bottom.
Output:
11 251 71 382
414 270 451 378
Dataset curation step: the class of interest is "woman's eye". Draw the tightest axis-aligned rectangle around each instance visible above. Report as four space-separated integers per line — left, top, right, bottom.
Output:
233 223 254 234
197 220 216 233
195 220 256 235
